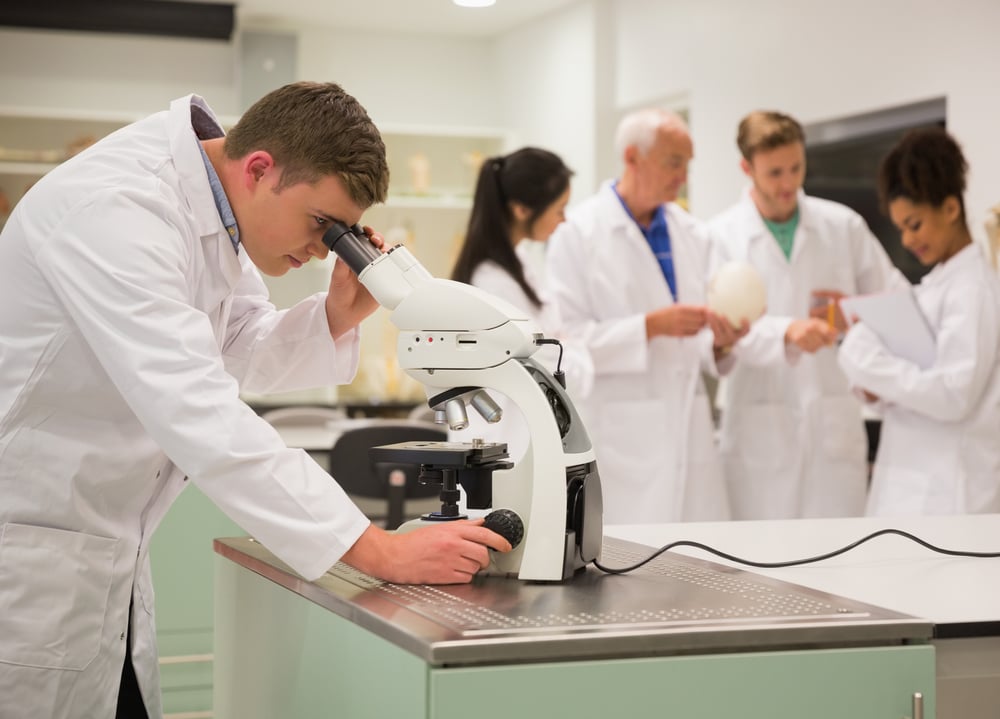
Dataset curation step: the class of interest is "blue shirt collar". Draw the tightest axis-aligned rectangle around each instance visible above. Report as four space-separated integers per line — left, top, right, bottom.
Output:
197 142 240 253
611 180 665 239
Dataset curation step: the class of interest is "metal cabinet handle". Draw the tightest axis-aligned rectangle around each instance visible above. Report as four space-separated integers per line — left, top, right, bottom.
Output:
909 691 924 719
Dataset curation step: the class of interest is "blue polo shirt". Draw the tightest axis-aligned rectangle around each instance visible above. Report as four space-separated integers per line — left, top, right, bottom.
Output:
613 183 676 300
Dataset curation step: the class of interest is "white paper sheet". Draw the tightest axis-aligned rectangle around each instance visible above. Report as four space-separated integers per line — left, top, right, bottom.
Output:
840 288 936 369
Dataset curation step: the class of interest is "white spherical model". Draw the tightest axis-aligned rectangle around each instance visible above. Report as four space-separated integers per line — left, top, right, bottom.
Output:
707 262 767 327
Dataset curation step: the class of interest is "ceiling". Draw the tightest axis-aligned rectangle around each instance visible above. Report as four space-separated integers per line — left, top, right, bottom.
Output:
228 0 581 37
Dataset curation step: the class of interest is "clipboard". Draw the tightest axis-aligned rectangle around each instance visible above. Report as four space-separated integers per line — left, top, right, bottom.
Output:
840 287 936 369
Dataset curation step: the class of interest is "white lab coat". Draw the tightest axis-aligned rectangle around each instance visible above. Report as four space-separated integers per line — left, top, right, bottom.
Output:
546 182 730 525
451 241 594 462
839 243 1000 515
707 191 907 519
0 96 370 718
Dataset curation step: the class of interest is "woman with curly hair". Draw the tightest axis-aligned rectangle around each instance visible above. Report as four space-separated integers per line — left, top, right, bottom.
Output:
838 127 1000 515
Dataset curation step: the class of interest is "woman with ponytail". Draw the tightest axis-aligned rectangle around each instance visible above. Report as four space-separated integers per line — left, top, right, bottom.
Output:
450 147 592 458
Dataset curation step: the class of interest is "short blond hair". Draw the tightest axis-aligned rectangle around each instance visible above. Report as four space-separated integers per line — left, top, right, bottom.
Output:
737 111 804 161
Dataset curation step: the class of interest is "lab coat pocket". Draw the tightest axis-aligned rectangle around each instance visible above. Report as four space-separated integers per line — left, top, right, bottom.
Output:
597 399 671 480
136 560 156 618
721 403 795 462
868 466 933 516
815 396 866 460
0 523 117 670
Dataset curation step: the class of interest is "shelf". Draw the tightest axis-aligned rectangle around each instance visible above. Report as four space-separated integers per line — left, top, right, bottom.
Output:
383 193 473 210
0 107 135 226
0 160 60 175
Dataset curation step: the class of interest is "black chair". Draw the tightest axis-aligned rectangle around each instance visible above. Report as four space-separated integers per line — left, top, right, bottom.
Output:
328 419 447 529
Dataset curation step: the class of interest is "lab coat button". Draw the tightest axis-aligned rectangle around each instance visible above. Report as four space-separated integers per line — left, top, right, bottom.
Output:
120 632 125 640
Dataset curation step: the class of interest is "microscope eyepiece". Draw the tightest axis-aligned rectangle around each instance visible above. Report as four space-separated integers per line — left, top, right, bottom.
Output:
322 221 381 275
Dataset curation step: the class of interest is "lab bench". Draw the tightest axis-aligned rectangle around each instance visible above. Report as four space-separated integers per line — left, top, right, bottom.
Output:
611 514 1000 717
212 531 937 719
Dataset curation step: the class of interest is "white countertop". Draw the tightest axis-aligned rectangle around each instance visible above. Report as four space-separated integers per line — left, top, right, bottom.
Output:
606 514 1000 631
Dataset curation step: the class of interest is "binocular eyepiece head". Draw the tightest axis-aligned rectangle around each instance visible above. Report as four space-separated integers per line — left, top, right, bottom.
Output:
321 221 381 275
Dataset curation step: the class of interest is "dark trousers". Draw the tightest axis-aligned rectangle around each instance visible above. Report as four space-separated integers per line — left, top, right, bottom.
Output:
115 603 149 719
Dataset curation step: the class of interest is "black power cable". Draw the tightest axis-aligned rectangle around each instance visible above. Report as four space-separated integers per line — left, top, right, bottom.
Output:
593 528 1000 575
534 337 566 388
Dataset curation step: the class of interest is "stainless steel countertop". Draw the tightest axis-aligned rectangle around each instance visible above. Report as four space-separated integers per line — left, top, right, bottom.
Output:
214 536 931 666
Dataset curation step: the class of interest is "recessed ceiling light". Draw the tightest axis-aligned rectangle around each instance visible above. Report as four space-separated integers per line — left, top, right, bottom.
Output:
453 0 496 7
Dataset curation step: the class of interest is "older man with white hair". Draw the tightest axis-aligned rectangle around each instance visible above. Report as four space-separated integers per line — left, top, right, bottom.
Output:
546 109 746 524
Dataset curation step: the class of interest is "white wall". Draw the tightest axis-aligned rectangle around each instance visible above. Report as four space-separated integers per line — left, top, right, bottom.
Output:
608 0 1000 238
5 0 997 233
494 1 600 199
0 23 500 130
295 27 500 129
0 27 238 117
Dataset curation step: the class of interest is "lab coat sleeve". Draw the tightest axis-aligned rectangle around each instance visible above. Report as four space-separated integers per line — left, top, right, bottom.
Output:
33 191 369 581
546 222 649 376
731 315 796 367
695 224 728 377
848 212 910 293
471 261 595 399
470 261 536 315
837 281 998 421
222 261 360 394
696 327 736 378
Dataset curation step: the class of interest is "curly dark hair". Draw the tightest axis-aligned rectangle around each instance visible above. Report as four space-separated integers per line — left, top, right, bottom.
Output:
877 127 967 216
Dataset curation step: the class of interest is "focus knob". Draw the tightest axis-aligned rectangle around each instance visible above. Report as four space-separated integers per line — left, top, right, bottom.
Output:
483 509 524 549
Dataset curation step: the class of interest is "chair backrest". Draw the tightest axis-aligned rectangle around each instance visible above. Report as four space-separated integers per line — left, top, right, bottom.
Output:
261 405 348 471
407 404 437 423
260 405 347 427
328 419 447 529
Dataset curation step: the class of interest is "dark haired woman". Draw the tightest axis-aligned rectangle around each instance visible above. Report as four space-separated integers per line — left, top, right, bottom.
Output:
452 147 573 316
838 127 1000 515
450 147 592 459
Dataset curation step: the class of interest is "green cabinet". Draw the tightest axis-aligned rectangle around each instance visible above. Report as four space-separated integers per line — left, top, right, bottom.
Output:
214 557 934 719
431 648 932 719
151 486 246 716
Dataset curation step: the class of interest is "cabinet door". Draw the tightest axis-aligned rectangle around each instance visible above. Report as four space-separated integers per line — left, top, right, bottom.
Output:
151 486 246 716
431 645 935 719
214 557 430 719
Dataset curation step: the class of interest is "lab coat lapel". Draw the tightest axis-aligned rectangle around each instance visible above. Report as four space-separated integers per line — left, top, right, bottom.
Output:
789 190 813 266
634 220 675 308
591 184 673 311
602 188 674 308
664 204 699 304
198 235 241 343
740 196 785 269
167 95 243 338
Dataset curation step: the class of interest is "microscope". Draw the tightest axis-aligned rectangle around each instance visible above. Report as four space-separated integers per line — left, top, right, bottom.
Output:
322 222 603 581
